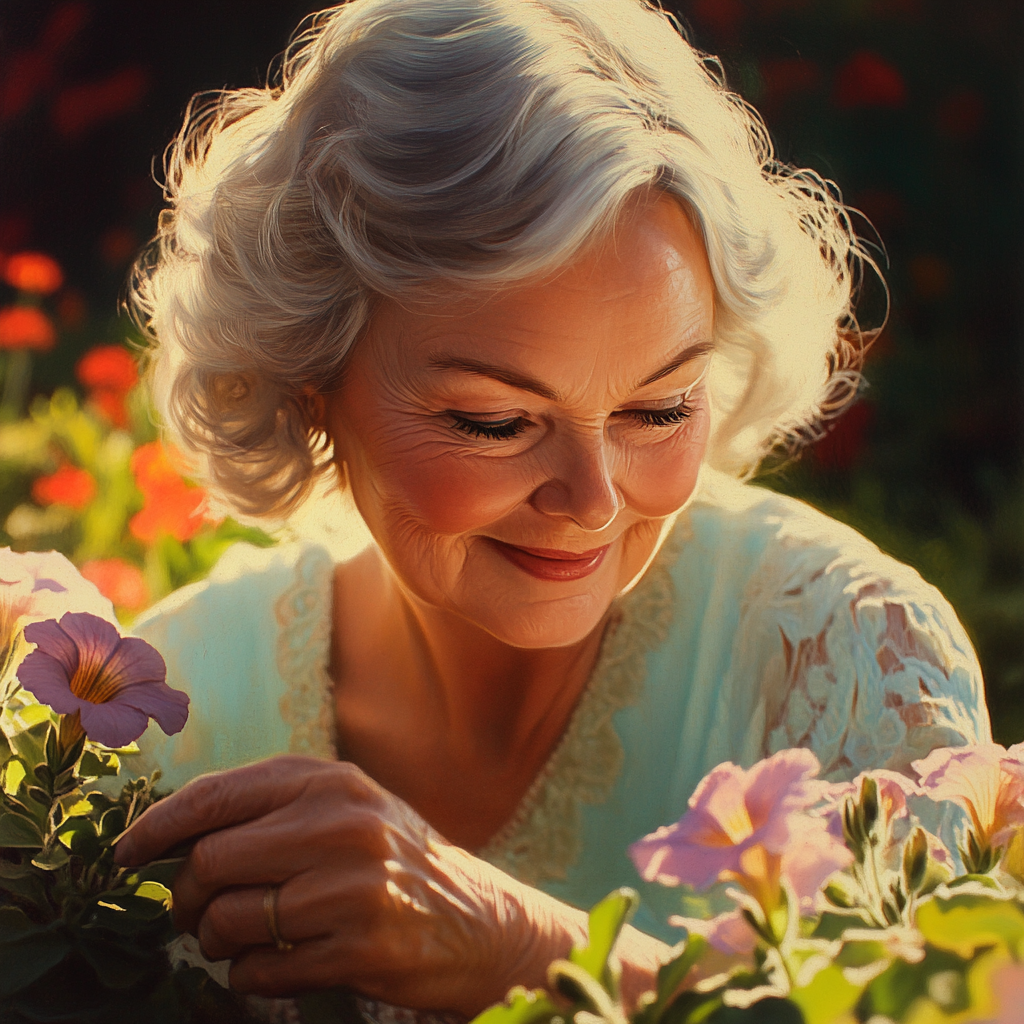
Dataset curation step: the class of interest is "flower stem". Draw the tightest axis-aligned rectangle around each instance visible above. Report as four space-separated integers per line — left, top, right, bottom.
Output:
0 349 31 421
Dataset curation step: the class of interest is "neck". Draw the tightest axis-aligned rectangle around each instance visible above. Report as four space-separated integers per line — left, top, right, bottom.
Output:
399 582 610 760
333 545 611 767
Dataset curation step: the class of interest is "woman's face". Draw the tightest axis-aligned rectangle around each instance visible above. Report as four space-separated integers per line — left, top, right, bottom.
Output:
327 194 714 649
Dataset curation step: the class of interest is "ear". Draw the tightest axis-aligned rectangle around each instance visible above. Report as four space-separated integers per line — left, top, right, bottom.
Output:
301 390 328 433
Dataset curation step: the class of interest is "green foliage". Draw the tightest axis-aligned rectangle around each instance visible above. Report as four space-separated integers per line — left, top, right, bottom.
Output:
0 689 263 1022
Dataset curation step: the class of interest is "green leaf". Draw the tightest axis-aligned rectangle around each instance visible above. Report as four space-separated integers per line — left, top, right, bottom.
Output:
0 905 38 943
549 959 626 1024
9 721 49 770
98 805 127 843
634 936 708 1024
56 732 86 775
0 920 72 998
569 887 639 992
134 880 172 908
790 964 862 1024
84 893 174 936
31 843 71 870
916 893 1024 959
1 754 26 794
56 816 101 861
44 723 59 772
78 749 120 778
471 986 562 1024
74 930 166 989
0 809 44 847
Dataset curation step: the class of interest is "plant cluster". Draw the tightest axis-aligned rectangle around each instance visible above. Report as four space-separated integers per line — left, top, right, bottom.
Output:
476 747 1024 1024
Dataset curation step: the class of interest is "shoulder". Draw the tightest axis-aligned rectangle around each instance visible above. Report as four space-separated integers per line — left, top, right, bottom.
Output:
132 540 334 645
128 540 336 789
669 471 990 778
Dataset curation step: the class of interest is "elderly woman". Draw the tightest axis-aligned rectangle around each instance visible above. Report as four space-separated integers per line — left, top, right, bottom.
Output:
113 0 989 1016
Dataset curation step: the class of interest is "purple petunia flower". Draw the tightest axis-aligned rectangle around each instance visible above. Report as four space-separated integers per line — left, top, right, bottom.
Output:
18 611 188 748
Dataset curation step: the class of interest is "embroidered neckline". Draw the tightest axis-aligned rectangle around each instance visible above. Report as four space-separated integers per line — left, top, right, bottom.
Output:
476 523 684 886
275 547 336 759
272 524 683 887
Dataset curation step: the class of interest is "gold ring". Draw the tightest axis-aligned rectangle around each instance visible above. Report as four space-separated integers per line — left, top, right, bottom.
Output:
263 885 294 952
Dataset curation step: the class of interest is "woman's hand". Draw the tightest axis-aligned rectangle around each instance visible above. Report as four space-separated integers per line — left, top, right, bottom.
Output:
113 755 594 1013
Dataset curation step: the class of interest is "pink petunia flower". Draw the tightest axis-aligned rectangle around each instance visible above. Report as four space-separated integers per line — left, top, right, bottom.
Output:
18 612 188 748
668 907 757 956
630 749 852 913
912 745 1024 848
1 547 116 627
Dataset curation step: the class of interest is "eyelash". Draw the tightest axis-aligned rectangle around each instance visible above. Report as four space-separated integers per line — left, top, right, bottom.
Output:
449 401 694 441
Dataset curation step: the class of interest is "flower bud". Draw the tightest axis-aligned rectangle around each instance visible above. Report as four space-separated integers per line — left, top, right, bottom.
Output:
903 827 928 892
859 776 880 834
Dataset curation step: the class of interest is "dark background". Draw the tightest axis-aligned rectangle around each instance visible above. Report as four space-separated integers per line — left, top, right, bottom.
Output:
1 0 1022 739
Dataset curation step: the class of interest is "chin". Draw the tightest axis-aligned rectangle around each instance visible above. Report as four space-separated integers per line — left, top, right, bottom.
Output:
465 590 613 649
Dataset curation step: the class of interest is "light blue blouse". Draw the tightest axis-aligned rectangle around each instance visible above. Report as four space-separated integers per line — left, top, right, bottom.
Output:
130 472 989 943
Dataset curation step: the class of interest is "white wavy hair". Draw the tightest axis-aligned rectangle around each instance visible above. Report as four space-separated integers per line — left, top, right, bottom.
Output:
130 0 880 519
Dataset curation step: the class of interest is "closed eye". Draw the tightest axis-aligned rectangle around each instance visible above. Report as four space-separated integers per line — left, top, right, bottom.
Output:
450 415 528 440
616 401 694 428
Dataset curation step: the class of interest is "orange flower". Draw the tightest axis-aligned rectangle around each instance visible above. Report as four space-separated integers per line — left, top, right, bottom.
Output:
2 251 64 294
80 558 149 611
129 441 206 543
0 305 57 351
76 344 139 392
88 389 130 428
31 464 96 509
76 345 139 427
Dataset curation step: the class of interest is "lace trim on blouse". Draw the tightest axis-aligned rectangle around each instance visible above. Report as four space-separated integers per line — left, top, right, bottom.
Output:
275 547 336 759
475 523 687 886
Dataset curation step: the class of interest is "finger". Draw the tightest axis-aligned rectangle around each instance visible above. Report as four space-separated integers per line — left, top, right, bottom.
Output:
196 864 382 964
169 808 379 933
114 755 336 865
196 881 315 961
229 934 353 998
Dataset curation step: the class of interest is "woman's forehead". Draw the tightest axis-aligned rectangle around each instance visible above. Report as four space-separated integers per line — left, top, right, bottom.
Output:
367 195 714 370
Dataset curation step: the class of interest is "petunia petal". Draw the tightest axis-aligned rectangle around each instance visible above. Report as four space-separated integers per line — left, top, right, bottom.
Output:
16 649 82 714
115 679 189 737
77 700 151 749
55 611 122 673
102 635 167 689
22 618 80 677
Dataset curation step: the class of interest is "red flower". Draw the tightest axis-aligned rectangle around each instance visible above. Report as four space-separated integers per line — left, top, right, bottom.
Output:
129 441 207 543
76 344 138 392
2 251 63 294
76 345 139 428
833 51 907 110
80 558 148 612
31 464 96 509
50 65 149 141
0 305 57 351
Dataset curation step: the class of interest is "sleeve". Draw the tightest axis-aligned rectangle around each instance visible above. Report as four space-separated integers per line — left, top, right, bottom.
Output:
737 522 991 782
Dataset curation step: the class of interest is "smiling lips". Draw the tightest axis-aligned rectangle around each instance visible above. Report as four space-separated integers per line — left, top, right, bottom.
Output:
489 540 611 581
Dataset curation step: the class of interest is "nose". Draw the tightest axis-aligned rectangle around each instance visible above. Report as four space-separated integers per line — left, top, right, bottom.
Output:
529 429 624 533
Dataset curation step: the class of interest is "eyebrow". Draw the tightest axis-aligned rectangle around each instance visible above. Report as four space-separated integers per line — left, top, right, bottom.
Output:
428 339 713 402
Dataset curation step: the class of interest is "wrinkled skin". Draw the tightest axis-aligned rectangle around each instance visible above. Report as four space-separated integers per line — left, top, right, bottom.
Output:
116 194 713 1012
116 757 586 1012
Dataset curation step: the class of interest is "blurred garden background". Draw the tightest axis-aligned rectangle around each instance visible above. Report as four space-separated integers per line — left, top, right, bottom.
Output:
0 0 1021 738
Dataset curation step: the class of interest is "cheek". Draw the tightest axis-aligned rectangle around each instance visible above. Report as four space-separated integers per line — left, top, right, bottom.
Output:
620 406 709 517
362 444 532 536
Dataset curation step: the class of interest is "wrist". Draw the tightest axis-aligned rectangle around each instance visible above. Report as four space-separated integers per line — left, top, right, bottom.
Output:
480 874 667 1016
